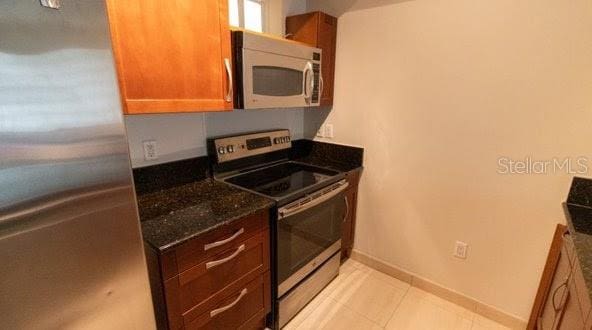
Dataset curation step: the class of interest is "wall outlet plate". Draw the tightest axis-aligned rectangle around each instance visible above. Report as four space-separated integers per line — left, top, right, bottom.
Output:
325 124 334 138
316 124 325 138
454 241 468 259
143 140 158 161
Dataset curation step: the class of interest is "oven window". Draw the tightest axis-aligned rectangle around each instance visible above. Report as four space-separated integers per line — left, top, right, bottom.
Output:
253 66 303 96
277 193 345 287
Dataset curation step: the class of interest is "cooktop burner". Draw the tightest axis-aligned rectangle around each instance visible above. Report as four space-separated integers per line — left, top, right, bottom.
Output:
225 162 340 198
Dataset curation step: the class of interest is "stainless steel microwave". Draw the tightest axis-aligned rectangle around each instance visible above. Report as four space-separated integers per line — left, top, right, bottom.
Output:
232 30 322 109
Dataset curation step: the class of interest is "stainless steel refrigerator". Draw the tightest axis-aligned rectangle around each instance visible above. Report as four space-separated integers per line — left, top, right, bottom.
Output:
0 1 156 328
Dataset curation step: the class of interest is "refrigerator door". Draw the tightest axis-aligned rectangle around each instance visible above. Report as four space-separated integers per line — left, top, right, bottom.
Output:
0 1 156 329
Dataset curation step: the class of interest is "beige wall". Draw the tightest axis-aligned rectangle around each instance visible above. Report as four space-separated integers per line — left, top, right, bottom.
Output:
308 0 592 320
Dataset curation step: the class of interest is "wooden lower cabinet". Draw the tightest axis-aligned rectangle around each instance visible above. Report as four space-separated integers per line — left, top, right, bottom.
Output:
341 169 361 260
529 224 591 330
145 210 271 329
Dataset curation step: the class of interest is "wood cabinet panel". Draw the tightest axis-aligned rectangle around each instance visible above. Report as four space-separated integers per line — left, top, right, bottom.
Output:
539 237 571 329
341 170 360 260
106 0 233 114
286 11 337 106
557 277 586 329
175 211 267 273
183 271 270 329
177 229 269 312
572 259 592 325
529 224 592 330
146 211 270 329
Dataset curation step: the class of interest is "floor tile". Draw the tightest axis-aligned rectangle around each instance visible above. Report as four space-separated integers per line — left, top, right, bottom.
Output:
330 268 409 326
283 291 330 330
471 314 510 330
404 287 475 320
292 296 383 330
385 289 473 330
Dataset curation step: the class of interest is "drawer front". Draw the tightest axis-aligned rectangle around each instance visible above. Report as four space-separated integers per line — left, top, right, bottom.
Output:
175 211 268 273
178 229 269 312
184 272 270 329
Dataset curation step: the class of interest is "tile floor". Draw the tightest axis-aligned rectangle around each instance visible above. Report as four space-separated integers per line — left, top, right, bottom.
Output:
283 259 511 330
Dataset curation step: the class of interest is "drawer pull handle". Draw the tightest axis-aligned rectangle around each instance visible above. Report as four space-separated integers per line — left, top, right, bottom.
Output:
206 244 245 269
210 288 248 318
204 228 244 251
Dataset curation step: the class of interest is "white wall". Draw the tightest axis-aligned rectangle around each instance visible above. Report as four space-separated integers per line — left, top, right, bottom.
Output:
125 0 308 168
308 0 592 321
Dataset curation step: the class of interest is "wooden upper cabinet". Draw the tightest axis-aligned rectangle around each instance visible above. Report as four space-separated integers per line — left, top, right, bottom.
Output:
286 11 337 107
105 0 233 114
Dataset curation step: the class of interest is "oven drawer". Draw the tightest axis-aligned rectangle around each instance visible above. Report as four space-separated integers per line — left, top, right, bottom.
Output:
176 229 269 312
175 210 268 273
183 271 271 329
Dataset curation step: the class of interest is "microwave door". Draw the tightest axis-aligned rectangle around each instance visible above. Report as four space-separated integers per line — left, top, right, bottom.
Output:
243 49 310 109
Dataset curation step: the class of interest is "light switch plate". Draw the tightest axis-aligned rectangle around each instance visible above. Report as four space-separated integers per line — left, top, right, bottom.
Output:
143 140 158 161
454 241 468 259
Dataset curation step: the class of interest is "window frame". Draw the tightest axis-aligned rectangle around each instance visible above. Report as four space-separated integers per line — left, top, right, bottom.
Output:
230 0 268 33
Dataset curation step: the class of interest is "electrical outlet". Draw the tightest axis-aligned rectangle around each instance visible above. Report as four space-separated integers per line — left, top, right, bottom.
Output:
316 124 325 138
454 241 468 259
325 124 334 138
143 140 158 161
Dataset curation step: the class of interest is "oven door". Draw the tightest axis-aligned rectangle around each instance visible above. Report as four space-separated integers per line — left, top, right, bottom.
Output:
277 180 349 297
242 48 319 109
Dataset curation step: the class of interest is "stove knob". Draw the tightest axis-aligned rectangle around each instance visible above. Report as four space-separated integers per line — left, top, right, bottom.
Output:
218 146 226 154
274 137 280 144
286 136 291 142
281 137 286 143
227 145 234 153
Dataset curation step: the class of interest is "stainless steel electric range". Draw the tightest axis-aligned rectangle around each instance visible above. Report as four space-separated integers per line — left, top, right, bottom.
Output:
208 129 349 328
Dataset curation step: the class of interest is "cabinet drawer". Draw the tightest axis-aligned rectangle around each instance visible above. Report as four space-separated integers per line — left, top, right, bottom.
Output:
177 229 269 312
184 272 270 329
175 211 268 273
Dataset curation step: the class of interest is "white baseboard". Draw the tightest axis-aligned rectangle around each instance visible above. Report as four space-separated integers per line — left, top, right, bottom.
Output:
350 249 527 330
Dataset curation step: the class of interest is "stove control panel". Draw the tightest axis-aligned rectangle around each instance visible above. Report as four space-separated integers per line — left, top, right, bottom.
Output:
209 129 292 163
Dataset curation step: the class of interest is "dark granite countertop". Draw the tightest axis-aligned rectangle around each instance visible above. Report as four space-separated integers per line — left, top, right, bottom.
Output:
564 177 592 302
138 179 274 252
134 139 364 253
290 139 364 173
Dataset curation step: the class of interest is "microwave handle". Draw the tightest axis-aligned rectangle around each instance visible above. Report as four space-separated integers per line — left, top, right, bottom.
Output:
303 62 313 103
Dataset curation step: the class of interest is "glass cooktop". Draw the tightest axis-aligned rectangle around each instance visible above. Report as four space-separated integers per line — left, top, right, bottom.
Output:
225 162 340 198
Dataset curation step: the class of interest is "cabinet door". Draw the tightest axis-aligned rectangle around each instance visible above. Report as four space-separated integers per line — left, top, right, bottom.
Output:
286 11 337 106
317 12 337 106
557 278 586 330
538 238 571 329
106 0 233 114
341 187 356 260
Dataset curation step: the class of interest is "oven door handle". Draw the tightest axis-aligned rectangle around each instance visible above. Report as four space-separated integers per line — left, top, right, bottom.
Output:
278 180 349 219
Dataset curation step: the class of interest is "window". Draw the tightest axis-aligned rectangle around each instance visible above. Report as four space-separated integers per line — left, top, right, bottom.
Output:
229 0 266 33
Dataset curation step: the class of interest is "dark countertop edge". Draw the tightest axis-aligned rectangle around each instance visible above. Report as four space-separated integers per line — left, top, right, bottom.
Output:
146 200 275 254
562 202 592 301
